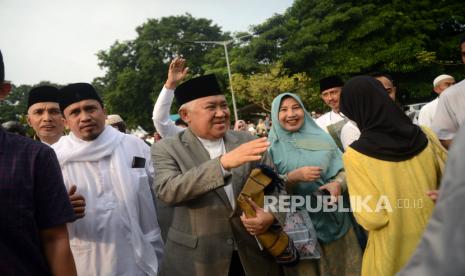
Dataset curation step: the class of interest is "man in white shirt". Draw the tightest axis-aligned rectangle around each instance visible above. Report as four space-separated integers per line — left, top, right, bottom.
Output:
105 114 127 133
152 58 188 138
315 76 345 131
151 58 189 241
314 76 347 150
53 83 163 276
26 85 65 146
340 73 397 150
26 85 86 220
418 74 455 128
432 35 465 149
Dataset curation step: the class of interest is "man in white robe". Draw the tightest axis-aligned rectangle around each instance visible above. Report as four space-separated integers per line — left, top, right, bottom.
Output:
431 36 465 149
53 82 163 276
152 57 188 139
418 74 455 128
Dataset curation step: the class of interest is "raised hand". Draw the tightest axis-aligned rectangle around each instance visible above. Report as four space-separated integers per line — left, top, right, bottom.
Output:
220 137 270 170
68 185 86 221
165 57 189 89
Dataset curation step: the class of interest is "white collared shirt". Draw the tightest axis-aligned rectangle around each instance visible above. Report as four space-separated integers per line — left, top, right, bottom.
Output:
432 79 465 140
340 120 361 150
152 86 184 138
197 136 236 210
418 98 439 128
315 110 345 132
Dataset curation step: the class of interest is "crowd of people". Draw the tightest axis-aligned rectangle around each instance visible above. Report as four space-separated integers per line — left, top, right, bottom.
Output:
1 34 465 276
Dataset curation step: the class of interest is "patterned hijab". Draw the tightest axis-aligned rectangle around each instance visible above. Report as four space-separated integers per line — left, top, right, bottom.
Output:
268 93 343 193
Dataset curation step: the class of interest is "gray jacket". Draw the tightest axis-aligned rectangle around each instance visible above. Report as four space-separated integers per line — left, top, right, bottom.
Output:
152 128 283 276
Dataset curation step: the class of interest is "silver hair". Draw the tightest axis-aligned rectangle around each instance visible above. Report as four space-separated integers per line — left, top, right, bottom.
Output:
178 101 194 113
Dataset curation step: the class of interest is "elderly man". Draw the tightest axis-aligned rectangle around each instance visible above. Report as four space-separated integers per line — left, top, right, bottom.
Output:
432 35 465 149
418 74 455 128
26 85 65 145
105 114 127 133
0 50 77 275
152 74 283 276
52 83 163 275
26 85 86 220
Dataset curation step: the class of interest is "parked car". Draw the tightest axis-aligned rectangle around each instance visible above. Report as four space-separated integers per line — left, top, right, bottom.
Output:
403 102 428 123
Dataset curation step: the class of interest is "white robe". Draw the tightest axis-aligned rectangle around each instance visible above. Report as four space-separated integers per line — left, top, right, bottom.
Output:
340 120 361 150
315 110 345 132
152 86 184 138
418 97 439 128
432 79 465 140
53 126 163 276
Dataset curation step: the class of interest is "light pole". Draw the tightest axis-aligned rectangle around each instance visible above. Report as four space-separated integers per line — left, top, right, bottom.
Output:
194 34 252 123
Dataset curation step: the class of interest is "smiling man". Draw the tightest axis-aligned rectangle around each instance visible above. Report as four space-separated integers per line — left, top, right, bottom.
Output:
52 82 163 275
26 85 64 145
152 74 284 276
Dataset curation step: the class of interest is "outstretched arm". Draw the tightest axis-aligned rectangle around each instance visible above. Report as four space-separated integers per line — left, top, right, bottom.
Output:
154 137 270 205
152 57 189 138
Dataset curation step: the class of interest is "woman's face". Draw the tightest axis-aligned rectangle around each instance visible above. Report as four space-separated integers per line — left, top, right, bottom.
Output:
278 97 305 132
235 120 246 131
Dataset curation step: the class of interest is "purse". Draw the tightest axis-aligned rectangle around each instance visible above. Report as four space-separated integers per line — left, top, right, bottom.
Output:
283 209 321 260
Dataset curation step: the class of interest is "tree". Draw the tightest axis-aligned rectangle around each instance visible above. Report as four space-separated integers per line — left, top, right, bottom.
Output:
95 14 231 131
236 0 465 103
232 62 316 112
0 84 29 123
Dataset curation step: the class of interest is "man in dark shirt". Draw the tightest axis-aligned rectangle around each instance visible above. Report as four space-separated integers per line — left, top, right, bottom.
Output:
0 49 77 275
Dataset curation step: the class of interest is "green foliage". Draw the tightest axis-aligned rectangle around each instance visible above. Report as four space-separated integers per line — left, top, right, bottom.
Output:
95 13 230 131
0 84 29 123
4 3 465 126
237 0 465 103
232 62 316 112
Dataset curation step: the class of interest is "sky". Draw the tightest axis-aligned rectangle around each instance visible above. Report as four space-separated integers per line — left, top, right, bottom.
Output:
0 0 294 86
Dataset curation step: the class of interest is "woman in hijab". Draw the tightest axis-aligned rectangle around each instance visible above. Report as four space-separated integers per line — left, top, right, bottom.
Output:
256 118 268 137
340 76 443 276
234 120 247 131
268 93 362 276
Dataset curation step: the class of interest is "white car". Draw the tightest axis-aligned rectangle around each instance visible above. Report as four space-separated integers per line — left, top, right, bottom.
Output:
404 102 428 123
